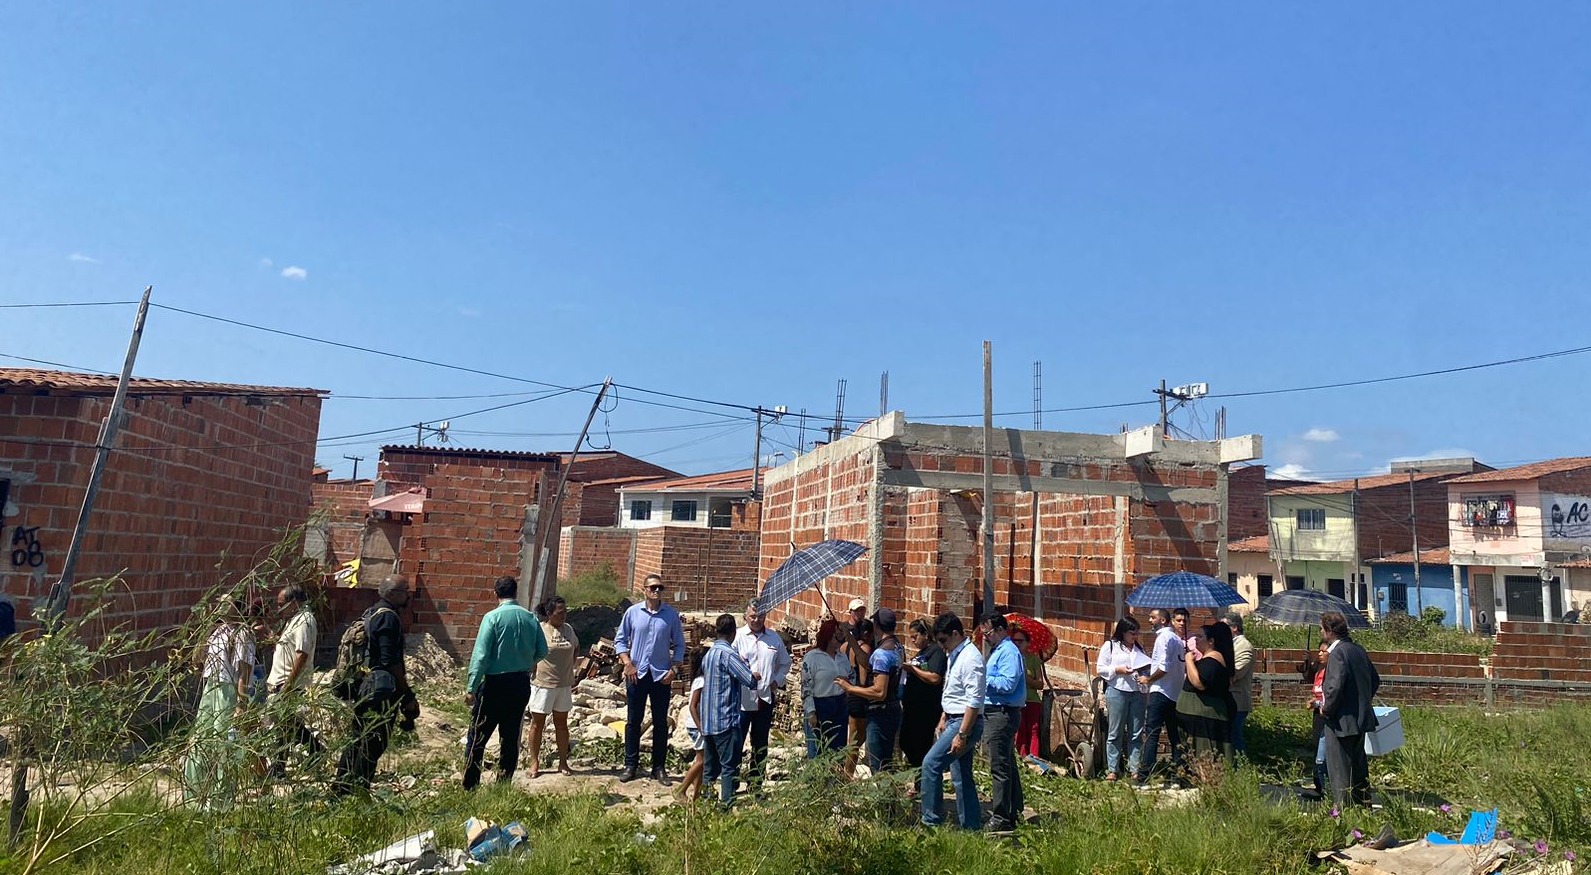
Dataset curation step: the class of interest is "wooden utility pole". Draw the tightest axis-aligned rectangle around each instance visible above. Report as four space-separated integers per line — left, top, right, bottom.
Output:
43 286 152 626
1158 379 1169 436
982 341 996 615
528 378 612 609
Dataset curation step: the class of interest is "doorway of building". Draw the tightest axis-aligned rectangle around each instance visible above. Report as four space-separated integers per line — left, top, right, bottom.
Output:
1504 575 1544 621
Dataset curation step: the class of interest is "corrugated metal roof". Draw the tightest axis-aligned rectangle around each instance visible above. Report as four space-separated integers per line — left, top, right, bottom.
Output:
0 367 325 397
378 445 561 462
1447 457 1591 484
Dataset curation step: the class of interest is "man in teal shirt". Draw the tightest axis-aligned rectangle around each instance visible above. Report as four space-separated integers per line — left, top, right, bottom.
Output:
463 576 548 789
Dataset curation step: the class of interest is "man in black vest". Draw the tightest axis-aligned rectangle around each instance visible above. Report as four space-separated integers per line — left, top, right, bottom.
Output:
1319 610 1380 808
333 574 414 795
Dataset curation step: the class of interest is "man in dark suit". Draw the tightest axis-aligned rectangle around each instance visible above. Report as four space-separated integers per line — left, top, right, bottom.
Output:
1319 610 1380 808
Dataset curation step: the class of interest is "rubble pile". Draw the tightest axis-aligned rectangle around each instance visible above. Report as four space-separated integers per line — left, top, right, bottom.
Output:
405 632 461 687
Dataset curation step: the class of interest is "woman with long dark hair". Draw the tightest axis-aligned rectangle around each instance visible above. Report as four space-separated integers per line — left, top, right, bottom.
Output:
1175 621 1237 767
1094 616 1148 781
899 618 947 784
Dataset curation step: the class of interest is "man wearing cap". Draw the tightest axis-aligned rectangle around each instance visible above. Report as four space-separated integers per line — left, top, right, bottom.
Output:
734 600 791 790
615 573 687 784
980 612 1027 832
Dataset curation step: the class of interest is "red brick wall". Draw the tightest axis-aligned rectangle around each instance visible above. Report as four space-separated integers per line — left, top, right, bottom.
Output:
558 526 635 583
631 525 760 613
1227 466 1269 540
1356 478 1456 558
396 464 548 656
565 454 680 527
1492 621 1591 685
309 479 371 565
0 390 321 635
757 429 1227 690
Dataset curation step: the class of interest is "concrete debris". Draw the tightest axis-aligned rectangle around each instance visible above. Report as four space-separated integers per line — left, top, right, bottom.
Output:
327 830 478 875
404 633 459 688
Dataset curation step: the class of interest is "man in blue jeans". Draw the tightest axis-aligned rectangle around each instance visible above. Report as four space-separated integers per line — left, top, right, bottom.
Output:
920 612 985 830
1134 608 1186 786
614 574 687 784
698 613 760 806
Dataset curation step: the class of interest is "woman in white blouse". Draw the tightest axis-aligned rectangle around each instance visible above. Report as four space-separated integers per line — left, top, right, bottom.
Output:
1095 616 1149 781
801 618 853 758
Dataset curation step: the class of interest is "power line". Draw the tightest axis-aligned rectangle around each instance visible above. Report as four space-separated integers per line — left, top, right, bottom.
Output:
0 301 140 309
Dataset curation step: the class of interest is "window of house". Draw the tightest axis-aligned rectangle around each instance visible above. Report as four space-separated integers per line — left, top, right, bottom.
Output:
630 500 652 521
1257 575 1274 599
671 500 698 522
1388 580 1409 614
1327 578 1346 600
1296 508 1326 531
708 498 733 529
1286 576 1306 590
1462 494 1516 527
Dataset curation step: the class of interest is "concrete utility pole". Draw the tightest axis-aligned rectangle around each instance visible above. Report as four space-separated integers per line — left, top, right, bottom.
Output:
528 378 613 609
1409 469 1423 615
1158 379 1169 437
982 341 996 615
44 286 152 626
343 454 364 481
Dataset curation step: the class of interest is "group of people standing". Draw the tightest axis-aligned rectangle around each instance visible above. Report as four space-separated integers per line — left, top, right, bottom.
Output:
1094 607 1381 809
1093 607 1255 785
184 575 414 806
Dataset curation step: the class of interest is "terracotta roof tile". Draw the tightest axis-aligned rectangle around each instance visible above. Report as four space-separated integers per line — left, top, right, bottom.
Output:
1228 534 1269 553
620 467 765 494
1271 470 1459 495
0 367 325 398
1367 547 1451 565
1447 457 1591 484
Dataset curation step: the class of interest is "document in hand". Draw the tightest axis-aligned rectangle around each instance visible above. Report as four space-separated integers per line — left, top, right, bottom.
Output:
1129 651 1153 673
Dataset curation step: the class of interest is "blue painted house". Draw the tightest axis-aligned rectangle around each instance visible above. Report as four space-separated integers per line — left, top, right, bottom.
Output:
1368 547 1471 627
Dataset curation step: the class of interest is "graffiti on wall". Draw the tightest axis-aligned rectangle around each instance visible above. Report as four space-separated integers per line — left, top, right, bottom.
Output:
9 524 45 569
1544 494 1591 546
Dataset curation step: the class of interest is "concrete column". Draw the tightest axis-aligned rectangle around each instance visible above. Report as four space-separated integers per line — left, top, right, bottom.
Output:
868 444 884 611
1113 494 1128 617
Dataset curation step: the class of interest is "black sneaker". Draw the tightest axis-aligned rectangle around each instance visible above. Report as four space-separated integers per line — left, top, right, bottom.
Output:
619 767 639 783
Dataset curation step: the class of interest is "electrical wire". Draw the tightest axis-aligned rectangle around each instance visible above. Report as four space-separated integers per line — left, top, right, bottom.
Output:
0 301 139 309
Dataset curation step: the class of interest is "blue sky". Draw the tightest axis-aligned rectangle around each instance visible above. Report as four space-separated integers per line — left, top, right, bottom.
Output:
4 4 1591 480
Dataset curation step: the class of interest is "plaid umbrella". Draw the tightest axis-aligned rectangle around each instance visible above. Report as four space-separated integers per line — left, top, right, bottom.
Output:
753 539 868 614
1125 570 1245 609
1253 589 1370 629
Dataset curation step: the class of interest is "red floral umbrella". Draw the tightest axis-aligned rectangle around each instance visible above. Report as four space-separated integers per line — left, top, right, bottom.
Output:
1005 612 1057 661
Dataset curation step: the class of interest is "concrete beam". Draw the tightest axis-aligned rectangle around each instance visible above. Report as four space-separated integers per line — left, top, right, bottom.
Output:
878 468 1219 504
762 411 904 487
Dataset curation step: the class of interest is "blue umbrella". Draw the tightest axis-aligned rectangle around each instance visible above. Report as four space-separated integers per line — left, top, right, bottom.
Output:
754 539 868 614
1125 570 1245 609
1253 589 1370 629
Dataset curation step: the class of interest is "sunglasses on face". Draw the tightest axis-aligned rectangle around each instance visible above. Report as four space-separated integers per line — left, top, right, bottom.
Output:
647 585 664 592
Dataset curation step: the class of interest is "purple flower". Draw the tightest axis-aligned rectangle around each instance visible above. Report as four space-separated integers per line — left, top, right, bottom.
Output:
1351 829 1364 840
1499 830 1513 840
1534 840 1549 856
1439 804 1452 814
1330 808 1340 818
1564 851 1577 862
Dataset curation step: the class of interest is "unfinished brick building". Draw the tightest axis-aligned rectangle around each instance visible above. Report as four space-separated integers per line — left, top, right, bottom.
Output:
0 368 323 634
758 413 1260 679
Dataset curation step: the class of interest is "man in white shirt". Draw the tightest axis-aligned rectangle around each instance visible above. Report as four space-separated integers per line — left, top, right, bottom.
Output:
1132 608 1186 785
265 583 322 778
734 601 791 790
919 612 986 830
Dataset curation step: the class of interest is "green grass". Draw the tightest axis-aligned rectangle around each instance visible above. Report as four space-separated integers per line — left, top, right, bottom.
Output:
557 564 628 609
11 704 1589 874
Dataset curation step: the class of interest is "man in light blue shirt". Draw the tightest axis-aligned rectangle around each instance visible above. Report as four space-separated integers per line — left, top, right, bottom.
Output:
699 613 759 806
920 612 985 830
980 613 1027 832
615 573 687 783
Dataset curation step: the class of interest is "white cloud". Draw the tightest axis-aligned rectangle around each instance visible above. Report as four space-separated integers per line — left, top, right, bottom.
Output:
258 257 274 269
68 252 99 264
280 266 307 280
1273 463 1312 480
1302 428 1340 443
